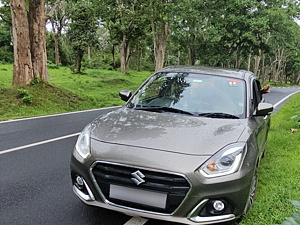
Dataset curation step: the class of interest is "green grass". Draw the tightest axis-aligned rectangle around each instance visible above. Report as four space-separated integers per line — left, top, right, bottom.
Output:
49 67 151 107
237 93 300 225
0 64 13 88
0 64 152 120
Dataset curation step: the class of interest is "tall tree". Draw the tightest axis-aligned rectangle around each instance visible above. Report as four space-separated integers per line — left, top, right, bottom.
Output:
94 0 148 73
171 0 207 65
47 0 72 65
148 0 177 71
263 5 300 84
67 0 98 73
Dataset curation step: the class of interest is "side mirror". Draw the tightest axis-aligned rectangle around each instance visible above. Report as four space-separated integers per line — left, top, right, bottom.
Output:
119 89 132 102
254 102 273 116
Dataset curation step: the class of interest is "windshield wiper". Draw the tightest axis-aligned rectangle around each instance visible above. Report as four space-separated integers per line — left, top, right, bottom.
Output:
197 112 239 119
126 102 135 108
134 106 195 116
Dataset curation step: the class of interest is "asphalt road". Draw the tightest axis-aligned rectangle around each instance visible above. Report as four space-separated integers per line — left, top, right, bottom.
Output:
264 86 300 113
0 86 299 225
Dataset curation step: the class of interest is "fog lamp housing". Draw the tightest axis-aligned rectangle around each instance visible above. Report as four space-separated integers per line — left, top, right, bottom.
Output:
72 173 95 201
200 199 233 216
75 175 85 190
73 174 89 195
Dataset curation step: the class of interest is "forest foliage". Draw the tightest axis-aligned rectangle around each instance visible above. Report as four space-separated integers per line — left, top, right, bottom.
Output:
0 0 300 84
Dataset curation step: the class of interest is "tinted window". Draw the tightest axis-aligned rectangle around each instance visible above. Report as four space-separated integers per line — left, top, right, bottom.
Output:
252 80 262 110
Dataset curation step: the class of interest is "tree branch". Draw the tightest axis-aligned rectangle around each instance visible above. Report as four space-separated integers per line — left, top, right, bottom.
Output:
46 0 62 21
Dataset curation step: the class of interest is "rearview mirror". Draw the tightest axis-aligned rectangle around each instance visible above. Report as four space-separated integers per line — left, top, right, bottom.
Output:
119 90 132 102
254 102 273 116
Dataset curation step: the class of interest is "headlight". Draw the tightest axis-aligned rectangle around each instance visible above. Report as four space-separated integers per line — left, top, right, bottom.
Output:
75 124 91 160
199 142 246 178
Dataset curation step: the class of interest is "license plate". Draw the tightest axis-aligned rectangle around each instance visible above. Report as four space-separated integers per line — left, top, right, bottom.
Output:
109 184 167 209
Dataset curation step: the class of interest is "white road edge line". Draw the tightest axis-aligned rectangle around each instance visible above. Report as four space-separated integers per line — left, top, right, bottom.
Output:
273 90 300 108
0 106 120 124
124 217 148 225
0 132 80 155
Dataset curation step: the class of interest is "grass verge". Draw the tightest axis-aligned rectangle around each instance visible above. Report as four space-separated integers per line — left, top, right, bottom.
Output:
237 93 300 225
0 65 151 121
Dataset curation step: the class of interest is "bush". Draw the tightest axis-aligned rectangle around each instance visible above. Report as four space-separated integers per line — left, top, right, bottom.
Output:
291 112 300 127
47 61 60 69
22 94 33 103
0 47 13 63
18 89 33 104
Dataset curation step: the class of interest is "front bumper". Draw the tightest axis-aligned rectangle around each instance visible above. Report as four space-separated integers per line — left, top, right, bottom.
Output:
71 154 254 225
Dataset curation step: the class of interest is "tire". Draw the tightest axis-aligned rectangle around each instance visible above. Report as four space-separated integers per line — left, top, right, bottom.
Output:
244 168 258 214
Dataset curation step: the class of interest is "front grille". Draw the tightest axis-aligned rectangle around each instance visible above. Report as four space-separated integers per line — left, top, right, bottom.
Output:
91 162 190 214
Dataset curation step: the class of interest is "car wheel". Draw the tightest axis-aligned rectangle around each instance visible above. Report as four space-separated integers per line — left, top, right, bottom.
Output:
244 167 258 214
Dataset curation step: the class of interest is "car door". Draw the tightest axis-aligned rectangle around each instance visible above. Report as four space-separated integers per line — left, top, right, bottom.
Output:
251 79 271 158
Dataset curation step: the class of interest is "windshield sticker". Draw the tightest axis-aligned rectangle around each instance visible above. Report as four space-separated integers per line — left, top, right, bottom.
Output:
192 80 202 83
227 79 242 87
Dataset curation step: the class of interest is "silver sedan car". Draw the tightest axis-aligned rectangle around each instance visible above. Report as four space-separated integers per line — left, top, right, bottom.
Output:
71 66 273 224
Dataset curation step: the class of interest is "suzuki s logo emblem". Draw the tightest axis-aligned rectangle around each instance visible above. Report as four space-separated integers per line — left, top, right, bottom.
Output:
131 170 145 185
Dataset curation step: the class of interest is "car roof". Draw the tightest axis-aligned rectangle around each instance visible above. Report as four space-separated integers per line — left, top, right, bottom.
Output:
158 66 256 80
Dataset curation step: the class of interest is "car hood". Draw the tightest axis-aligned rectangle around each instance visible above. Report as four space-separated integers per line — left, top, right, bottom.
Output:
90 107 245 156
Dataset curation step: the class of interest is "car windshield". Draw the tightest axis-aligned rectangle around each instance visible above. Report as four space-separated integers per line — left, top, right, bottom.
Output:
129 72 246 118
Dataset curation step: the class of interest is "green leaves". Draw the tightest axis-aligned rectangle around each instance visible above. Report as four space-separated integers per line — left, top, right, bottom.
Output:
67 1 98 50
18 89 33 104
291 112 300 127
290 200 300 211
276 201 300 225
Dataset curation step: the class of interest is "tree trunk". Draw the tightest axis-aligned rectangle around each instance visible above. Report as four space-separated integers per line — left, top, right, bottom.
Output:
75 49 84 73
29 0 48 82
260 32 271 83
50 18 60 65
261 54 267 84
188 47 196 66
155 42 166 71
48 1 69 66
10 0 34 85
296 74 300 85
247 53 251 71
188 34 196 65
53 33 60 65
111 45 116 69
253 50 261 77
271 48 286 84
137 46 142 71
235 47 240 69
120 33 130 73
153 21 169 72
87 46 91 61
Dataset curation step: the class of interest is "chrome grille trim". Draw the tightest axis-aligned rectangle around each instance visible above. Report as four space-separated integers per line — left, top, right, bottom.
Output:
89 161 192 215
